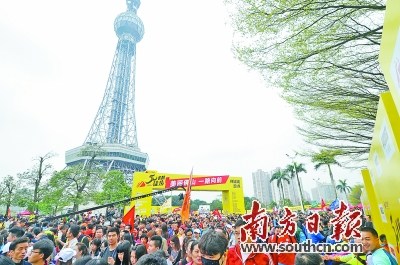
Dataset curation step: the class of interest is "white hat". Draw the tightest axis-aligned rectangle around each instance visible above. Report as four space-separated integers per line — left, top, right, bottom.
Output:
55 248 76 262
193 229 201 234
226 224 233 229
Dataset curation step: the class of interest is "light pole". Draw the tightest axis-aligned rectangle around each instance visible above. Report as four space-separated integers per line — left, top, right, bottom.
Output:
286 153 305 212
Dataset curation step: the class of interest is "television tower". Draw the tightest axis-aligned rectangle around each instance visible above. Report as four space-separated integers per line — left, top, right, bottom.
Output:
65 0 148 178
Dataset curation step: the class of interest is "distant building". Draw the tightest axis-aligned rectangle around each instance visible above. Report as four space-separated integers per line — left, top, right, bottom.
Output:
252 169 274 206
311 181 337 202
303 190 312 202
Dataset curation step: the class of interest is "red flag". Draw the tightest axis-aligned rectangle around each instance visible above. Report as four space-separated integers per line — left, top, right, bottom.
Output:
181 168 194 223
122 206 135 232
321 198 327 210
212 209 222 220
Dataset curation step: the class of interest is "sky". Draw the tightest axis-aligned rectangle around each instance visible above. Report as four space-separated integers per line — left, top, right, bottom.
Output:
0 0 365 203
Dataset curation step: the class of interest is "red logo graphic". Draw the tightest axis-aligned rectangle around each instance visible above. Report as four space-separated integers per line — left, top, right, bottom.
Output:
136 181 146 188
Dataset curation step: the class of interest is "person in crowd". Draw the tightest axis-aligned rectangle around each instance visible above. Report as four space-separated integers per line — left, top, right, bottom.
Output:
94 227 106 243
27 239 54 265
86 259 108 265
155 229 168 254
198 230 228 265
115 241 130 265
192 230 201 241
267 225 296 265
139 235 148 250
8 237 31 265
63 225 80 250
323 237 367 265
55 248 76 265
184 230 193 242
74 242 89 260
130 245 147 265
168 236 181 265
295 253 324 265
1 227 25 255
101 227 120 265
135 253 167 265
56 225 69 249
181 239 195 265
153 250 172 265
122 232 134 246
74 256 92 265
361 227 397 265
147 236 162 254
0 255 15 265
380 234 390 252
76 228 90 249
186 241 201 265
225 225 234 248
177 227 185 247
226 218 273 265
89 239 102 258
363 215 374 229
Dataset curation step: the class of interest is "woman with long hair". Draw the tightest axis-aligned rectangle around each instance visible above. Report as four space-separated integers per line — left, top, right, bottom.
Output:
181 239 195 265
168 236 181 265
115 240 131 265
75 242 89 260
89 239 102 258
130 245 147 265
187 241 201 265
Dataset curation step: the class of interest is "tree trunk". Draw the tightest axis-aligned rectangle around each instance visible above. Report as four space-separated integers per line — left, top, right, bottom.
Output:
328 164 338 199
5 205 10 217
280 183 285 205
294 170 305 208
34 157 44 212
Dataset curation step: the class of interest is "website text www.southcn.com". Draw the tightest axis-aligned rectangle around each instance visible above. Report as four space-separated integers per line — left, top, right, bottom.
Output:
240 240 363 253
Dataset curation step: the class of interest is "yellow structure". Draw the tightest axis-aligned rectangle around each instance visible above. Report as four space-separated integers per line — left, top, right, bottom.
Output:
130 170 245 216
361 0 400 260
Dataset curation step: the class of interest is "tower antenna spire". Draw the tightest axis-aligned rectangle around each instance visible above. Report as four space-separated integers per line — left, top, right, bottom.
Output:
65 1 148 181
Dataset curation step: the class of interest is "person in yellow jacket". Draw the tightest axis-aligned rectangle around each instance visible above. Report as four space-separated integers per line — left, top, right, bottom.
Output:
323 238 367 265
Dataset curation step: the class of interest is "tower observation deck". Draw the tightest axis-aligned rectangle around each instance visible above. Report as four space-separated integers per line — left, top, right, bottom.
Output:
65 0 148 178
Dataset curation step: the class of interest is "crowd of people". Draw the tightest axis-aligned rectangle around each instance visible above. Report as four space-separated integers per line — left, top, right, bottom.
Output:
0 208 397 265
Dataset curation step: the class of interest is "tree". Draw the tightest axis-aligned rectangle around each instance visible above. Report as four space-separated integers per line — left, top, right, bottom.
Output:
29 153 55 212
244 196 256 210
0 176 18 216
268 201 278 209
286 162 307 207
281 199 293 207
48 164 102 211
312 149 342 199
349 184 363 205
210 199 223 211
270 168 291 205
226 0 386 160
191 199 208 211
93 171 131 205
336 179 352 203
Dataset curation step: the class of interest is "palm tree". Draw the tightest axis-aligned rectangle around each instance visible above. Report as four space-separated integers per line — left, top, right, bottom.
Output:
270 168 291 206
311 149 342 199
286 162 307 206
336 179 352 203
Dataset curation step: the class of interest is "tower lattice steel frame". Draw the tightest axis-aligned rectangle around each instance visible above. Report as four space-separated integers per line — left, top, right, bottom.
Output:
65 0 148 177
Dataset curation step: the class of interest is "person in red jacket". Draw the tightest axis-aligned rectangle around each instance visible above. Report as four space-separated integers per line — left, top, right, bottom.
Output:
267 225 296 265
226 218 274 265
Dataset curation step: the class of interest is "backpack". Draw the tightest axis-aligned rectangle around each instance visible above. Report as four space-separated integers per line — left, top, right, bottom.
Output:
382 249 398 265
